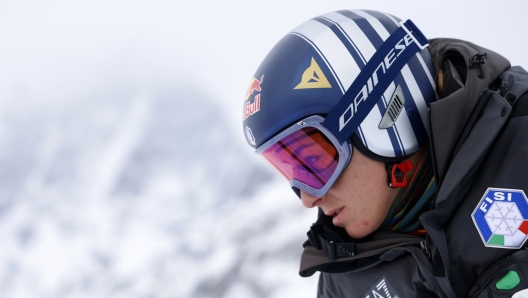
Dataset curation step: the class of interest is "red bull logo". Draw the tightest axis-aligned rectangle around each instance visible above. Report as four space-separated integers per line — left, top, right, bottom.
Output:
245 75 264 101
243 74 264 120
243 94 261 120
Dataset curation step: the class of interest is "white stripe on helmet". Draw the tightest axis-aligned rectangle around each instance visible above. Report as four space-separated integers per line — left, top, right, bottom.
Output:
380 11 400 28
290 16 390 152
320 12 377 62
401 65 429 130
416 53 436 90
384 83 419 155
341 10 410 156
350 10 390 40
352 9 431 156
290 10 428 157
323 10 406 156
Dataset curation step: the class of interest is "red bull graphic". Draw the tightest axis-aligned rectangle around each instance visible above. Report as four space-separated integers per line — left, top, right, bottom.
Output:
243 94 261 120
245 75 264 101
243 74 264 120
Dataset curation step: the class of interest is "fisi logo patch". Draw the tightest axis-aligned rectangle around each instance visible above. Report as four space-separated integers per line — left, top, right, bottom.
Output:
472 188 528 249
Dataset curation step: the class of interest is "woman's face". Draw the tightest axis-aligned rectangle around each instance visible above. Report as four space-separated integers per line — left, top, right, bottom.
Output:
300 146 404 239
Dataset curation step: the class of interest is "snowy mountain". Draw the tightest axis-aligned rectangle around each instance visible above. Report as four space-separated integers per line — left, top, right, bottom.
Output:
0 84 318 298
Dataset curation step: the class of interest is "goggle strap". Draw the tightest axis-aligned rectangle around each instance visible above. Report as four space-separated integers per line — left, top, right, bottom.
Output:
322 20 429 144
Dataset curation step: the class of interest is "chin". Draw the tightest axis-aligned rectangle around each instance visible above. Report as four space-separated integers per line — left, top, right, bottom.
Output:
345 226 372 239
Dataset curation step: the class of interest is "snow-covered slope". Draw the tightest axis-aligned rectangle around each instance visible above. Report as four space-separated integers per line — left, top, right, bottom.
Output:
0 84 318 297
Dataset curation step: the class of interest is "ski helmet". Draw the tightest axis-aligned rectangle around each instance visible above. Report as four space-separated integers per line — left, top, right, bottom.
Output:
242 9 437 196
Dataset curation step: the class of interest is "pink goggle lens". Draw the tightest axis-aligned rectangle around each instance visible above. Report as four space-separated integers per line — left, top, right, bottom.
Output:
261 127 339 189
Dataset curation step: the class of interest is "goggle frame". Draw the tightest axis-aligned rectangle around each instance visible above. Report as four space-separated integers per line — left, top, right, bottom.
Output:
255 115 353 197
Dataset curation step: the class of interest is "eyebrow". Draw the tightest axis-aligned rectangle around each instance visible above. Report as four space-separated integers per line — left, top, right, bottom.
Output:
275 129 319 150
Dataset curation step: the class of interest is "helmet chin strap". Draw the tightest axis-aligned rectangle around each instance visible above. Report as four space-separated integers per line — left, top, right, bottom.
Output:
386 160 414 188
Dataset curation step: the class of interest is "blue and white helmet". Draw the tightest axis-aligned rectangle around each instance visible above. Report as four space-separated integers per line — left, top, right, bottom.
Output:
242 9 437 162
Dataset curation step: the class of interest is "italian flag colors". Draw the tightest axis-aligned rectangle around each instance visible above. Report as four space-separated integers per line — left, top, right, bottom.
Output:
487 220 528 246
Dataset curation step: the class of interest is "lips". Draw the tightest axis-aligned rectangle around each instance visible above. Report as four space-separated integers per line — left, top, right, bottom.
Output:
326 206 345 226
326 207 344 218
333 208 343 217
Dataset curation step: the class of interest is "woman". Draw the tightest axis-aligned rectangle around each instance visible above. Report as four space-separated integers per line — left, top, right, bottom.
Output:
242 9 528 298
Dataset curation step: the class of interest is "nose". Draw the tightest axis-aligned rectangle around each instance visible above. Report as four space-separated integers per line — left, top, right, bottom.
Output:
300 190 322 208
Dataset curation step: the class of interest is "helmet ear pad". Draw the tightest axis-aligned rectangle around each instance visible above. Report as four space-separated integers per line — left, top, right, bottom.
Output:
350 134 415 164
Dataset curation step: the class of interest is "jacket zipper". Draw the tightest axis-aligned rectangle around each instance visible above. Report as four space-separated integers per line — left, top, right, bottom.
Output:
420 240 431 259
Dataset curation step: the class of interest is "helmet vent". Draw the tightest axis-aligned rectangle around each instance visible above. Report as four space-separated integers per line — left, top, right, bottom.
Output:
379 85 405 129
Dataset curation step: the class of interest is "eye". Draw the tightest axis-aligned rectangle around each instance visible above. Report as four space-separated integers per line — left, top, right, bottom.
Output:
305 155 319 165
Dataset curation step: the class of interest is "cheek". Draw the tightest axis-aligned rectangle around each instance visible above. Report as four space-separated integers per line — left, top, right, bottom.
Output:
330 147 399 238
339 184 394 238
340 205 374 234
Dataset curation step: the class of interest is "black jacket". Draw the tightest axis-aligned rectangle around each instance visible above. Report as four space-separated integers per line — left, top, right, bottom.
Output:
299 38 528 298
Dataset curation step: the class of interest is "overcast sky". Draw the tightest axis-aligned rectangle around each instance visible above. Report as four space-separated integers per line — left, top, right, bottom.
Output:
1 0 527 146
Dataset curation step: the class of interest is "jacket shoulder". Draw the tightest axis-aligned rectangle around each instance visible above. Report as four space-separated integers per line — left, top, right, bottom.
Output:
428 38 511 179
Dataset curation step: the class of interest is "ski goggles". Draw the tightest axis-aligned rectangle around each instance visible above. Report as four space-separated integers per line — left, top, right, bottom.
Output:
255 115 352 197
